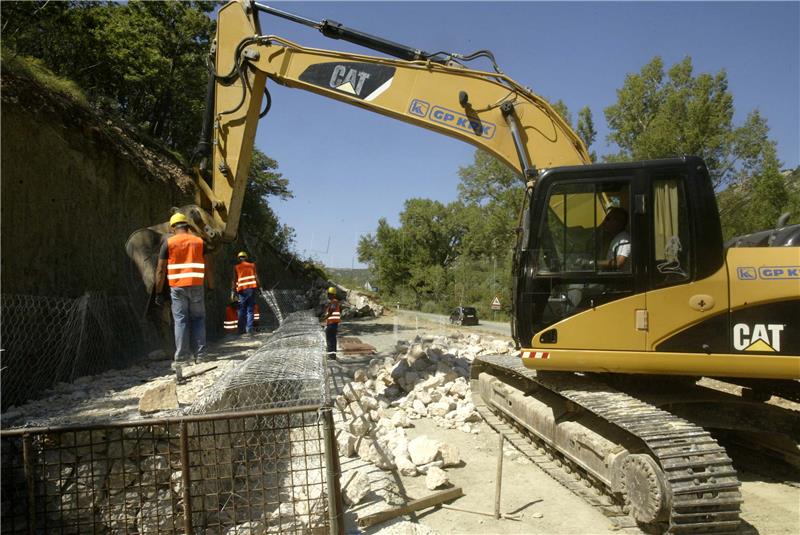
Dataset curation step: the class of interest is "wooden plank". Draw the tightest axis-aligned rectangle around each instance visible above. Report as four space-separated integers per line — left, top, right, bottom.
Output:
356 487 464 529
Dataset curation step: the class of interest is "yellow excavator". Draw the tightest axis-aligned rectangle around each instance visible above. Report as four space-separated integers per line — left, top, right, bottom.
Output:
127 1 800 532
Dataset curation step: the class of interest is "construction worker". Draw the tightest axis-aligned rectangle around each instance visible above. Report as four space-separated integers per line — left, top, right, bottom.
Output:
232 251 261 335
154 213 214 376
323 286 341 359
223 295 239 333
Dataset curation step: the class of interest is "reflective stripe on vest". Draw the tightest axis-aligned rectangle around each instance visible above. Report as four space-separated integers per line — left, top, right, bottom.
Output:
235 261 258 291
326 300 341 325
224 306 238 331
167 234 205 287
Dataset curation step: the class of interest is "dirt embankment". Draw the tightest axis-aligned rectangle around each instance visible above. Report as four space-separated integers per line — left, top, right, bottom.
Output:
1 64 194 298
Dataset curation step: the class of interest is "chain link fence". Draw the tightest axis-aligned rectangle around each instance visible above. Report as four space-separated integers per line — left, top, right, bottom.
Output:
1 293 153 409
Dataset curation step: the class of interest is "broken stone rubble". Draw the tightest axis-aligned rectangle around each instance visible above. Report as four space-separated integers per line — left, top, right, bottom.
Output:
333 331 516 521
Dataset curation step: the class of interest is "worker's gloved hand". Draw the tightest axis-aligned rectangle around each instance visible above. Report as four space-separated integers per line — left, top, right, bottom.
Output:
574 257 595 270
154 294 164 307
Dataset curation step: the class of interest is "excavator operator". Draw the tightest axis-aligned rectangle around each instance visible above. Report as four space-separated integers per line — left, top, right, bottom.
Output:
598 207 631 271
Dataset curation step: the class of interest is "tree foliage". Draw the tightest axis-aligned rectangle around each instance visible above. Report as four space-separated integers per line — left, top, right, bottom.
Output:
358 199 472 309
2 0 217 156
604 56 796 236
240 149 295 255
605 56 738 189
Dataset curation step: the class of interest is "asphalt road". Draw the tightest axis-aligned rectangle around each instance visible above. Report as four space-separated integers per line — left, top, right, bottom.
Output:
394 308 512 337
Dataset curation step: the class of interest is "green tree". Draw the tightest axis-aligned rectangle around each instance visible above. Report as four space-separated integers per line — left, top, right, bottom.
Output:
547 99 596 158
457 150 522 259
358 199 470 309
604 56 738 188
2 0 217 155
240 149 294 255
577 106 597 162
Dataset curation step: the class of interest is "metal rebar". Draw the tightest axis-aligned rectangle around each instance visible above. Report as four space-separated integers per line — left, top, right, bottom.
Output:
22 434 36 535
180 421 194 535
495 432 504 520
321 407 344 535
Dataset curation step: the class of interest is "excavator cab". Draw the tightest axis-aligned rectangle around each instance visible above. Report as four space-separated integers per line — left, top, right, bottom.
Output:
514 156 724 354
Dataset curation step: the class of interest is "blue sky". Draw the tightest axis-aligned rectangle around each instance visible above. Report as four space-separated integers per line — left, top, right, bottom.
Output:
249 1 800 268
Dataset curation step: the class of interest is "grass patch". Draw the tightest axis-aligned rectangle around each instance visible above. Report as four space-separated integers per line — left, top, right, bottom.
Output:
1 48 89 107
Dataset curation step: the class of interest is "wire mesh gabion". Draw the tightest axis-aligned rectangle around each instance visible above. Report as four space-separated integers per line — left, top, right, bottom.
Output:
187 311 328 415
260 289 311 325
0 293 151 409
0 407 333 535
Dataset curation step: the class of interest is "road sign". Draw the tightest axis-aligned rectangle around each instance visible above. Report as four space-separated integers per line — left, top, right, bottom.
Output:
491 296 501 310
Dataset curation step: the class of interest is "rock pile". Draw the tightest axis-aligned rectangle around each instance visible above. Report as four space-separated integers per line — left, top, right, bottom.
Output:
333 332 516 502
310 280 385 319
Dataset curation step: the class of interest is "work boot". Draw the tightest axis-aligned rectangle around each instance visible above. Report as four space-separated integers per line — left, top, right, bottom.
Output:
194 352 214 364
171 361 184 382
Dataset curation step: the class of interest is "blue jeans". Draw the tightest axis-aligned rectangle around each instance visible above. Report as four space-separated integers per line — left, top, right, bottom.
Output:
325 323 338 356
170 286 206 360
238 288 256 334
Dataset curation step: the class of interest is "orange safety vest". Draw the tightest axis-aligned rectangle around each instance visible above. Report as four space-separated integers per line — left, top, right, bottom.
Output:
235 261 258 292
223 305 238 331
325 299 341 325
167 234 205 287
254 303 261 324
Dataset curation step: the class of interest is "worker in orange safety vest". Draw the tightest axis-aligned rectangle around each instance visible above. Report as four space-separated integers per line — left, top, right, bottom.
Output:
224 299 261 332
155 213 214 376
323 286 341 360
232 251 261 335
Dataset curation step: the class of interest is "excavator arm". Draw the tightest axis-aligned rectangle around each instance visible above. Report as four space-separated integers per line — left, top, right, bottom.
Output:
127 0 588 310
203 0 589 242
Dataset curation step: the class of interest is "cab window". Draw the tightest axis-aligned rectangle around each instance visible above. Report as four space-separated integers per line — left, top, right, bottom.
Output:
651 178 691 287
531 180 634 331
537 181 631 274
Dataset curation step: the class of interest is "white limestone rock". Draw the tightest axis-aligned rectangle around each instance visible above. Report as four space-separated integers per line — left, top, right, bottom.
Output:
342 469 371 506
343 382 366 402
225 521 266 535
395 453 418 476
438 443 460 467
337 430 358 457
348 417 371 437
427 401 451 417
425 466 449 490
138 381 178 414
408 436 441 466
390 411 411 428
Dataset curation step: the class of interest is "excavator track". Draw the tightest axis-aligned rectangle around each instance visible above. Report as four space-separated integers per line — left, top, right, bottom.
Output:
471 355 743 534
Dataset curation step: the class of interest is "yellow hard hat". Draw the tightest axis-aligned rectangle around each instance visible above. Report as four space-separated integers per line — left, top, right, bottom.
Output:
237 251 248 259
169 213 189 227
328 286 337 295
